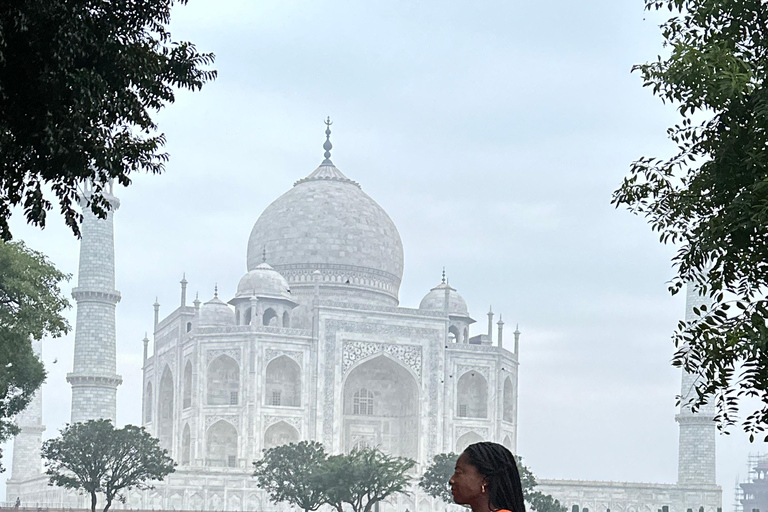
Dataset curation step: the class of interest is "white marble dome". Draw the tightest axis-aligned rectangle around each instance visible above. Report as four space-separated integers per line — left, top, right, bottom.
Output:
419 281 469 316
235 262 291 300
199 295 235 326
247 159 404 305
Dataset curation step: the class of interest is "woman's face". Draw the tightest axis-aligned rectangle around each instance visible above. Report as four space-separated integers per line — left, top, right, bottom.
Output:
449 452 488 507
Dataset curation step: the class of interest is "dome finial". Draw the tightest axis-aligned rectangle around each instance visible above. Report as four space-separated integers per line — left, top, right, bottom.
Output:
323 117 333 163
214 283 218 298
441 267 446 284
262 245 267 263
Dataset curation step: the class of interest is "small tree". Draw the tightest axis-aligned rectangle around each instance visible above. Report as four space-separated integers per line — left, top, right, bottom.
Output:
253 441 328 512
321 447 415 512
515 457 566 512
419 452 458 503
0 239 69 471
42 420 175 512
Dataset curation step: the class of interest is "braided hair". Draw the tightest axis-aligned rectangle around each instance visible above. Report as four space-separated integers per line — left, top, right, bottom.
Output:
463 442 526 512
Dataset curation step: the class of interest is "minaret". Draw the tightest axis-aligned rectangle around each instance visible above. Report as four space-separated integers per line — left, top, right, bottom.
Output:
7 339 45 483
497 315 504 347
487 307 494 343
66 182 123 423
676 282 717 485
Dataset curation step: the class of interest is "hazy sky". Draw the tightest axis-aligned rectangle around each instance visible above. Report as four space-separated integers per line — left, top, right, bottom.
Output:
1 1 762 509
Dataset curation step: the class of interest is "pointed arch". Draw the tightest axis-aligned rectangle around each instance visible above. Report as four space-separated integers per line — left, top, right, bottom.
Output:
208 355 239 406
502 435 513 451
263 421 299 449
282 310 290 327
262 308 278 326
158 366 174 449
456 431 484 452
183 360 193 409
265 355 301 407
457 371 488 418
206 420 238 467
343 354 419 458
181 423 191 465
503 376 514 423
449 325 460 343
144 382 153 423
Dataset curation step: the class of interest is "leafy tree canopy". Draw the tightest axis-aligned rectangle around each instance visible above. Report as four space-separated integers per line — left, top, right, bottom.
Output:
419 452 565 512
418 452 458 503
254 443 414 512
252 440 329 512
613 0 768 438
42 420 175 512
0 0 216 240
321 448 415 512
0 239 68 471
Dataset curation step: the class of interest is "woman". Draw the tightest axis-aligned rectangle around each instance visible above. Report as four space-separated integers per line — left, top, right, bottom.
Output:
449 442 526 512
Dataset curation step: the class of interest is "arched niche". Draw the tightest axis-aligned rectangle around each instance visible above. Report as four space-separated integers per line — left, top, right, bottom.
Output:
282 311 290 328
265 356 301 407
263 421 299 450
158 366 174 450
503 376 514 423
262 308 278 326
144 382 153 423
502 435 513 451
342 355 419 458
456 371 488 418
183 360 193 409
449 325 460 343
206 420 237 467
181 423 191 465
189 494 204 511
207 355 240 406
456 431 484 453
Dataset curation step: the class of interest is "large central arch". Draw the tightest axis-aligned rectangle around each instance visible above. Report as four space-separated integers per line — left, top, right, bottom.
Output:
342 354 420 459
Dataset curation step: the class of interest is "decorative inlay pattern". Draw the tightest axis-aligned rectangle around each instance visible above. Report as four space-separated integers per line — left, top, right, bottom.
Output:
197 325 309 336
320 300 445 317
342 341 422 378
456 426 489 439
204 415 239 430
206 349 241 365
457 364 489 380
265 349 303 366
263 415 302 432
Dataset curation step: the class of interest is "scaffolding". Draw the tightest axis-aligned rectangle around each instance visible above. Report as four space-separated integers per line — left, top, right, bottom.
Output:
736 454 768 512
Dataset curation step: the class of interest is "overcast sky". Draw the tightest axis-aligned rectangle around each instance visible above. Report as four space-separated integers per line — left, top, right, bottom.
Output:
1 0 762 509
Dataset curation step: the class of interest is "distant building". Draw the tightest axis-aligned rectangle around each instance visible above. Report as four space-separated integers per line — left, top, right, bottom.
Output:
6 123 520 511
738 454 768 512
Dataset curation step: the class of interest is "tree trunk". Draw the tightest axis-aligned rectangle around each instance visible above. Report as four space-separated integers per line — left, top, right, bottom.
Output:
103 496 112 512
90 492 98 512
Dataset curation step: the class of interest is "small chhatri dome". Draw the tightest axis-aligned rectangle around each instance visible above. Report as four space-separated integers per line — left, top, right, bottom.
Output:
234 262 292 300
419 272 470 317
199 292 235 326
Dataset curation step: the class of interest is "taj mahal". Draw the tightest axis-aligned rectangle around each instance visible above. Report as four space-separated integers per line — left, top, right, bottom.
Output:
6 122 721 512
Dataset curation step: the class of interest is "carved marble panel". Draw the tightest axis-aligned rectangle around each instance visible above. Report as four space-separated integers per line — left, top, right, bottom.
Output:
342 341 422 378
455 426 489 439
264 349 303 366
456 364 489 380
206 348 241 365
204 414 240 430
263 415 302 433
